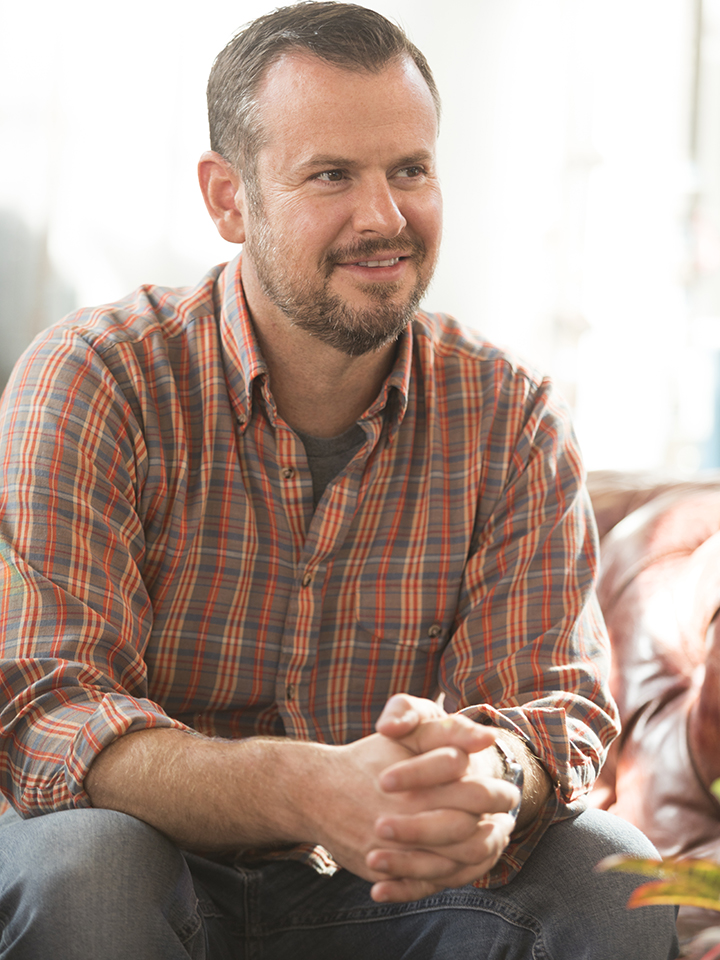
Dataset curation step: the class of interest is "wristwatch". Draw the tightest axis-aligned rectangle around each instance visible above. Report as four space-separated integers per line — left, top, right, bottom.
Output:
494 738 524 822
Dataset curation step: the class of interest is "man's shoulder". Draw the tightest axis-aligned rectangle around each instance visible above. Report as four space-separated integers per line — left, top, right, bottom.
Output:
42 263 226 357
412 310 544 388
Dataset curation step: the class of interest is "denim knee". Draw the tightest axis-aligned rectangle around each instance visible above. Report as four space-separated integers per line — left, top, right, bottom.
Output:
0 807 203 960
498 809 680 960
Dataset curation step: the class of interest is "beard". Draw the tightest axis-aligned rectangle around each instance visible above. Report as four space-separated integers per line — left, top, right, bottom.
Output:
244 222 434 357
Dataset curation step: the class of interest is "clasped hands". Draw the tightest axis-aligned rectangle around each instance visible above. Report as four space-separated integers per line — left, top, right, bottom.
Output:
314 694 521 904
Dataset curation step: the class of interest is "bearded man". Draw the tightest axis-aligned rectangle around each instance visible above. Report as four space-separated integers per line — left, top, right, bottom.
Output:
0 4 678 958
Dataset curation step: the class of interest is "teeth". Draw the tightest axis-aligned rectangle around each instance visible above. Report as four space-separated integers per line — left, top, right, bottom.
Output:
356 258 400 267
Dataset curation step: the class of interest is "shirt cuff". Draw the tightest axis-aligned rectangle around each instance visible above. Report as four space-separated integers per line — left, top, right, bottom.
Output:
49 693 193 815
457 702 596 804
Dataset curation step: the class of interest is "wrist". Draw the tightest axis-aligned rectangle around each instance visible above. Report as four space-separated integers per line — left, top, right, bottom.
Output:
262 738 332 844
491 731 553 830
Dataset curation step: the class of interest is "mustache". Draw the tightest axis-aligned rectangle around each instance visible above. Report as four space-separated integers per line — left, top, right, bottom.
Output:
324 236 426 268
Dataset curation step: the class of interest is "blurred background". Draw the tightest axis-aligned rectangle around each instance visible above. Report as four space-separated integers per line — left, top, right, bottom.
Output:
1 0 719 473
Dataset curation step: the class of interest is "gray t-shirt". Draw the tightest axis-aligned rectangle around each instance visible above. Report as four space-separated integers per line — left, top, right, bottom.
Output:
295 423 366 508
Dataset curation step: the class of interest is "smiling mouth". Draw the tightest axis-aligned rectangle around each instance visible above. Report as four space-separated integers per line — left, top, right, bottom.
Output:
353 257 402 268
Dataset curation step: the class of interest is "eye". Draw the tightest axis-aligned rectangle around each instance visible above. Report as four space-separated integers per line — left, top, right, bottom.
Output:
314 169 345 182
396 165 426 179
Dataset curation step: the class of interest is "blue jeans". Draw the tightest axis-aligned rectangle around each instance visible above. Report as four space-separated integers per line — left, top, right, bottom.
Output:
0 805 678 959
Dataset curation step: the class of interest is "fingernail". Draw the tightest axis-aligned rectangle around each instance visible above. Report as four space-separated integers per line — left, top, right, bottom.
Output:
378 823 395 840
375 858 389 873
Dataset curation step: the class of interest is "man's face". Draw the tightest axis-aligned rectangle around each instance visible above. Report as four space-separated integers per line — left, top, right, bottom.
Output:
239 52 443 356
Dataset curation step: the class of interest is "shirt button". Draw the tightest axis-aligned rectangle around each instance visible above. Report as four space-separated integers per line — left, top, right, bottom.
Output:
286 684 296 700
302 571 313 587
428 623 443 638
281 467 295 480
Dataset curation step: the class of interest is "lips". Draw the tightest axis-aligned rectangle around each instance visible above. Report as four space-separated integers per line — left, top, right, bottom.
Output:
324 241 423 281
333 253 411 280
354 257 401 268
327 237 424 272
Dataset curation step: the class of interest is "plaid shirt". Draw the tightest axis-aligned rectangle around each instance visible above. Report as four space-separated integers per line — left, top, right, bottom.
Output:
0 255 618 885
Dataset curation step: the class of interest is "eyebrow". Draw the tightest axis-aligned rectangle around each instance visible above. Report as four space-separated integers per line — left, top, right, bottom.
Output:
301 155 355 170
299 151 435 171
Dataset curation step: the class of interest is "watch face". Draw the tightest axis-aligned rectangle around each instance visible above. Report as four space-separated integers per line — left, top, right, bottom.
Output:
507 761 524 821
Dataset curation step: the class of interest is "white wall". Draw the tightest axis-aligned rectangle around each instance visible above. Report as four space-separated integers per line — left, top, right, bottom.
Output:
0 0 703 471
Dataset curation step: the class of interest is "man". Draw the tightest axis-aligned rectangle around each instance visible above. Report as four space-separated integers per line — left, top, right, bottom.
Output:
0 3 677 958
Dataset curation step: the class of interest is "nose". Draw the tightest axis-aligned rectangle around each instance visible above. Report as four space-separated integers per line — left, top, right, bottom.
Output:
351 176 407 237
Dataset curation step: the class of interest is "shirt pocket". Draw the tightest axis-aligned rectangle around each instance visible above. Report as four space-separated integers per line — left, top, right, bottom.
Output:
353 571 453 699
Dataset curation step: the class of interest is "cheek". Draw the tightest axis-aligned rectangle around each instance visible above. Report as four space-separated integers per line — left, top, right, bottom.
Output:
415 202 443 256
273 193 350 241
405 189 442 247
281 214 351 266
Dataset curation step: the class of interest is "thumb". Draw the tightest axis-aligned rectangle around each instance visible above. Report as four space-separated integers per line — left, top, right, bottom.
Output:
375 694 444 739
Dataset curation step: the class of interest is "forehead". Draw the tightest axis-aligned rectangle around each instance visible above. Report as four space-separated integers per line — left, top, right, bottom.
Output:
253 52 438 165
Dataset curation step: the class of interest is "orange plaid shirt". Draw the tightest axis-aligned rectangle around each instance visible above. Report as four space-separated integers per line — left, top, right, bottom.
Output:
0 255 619 885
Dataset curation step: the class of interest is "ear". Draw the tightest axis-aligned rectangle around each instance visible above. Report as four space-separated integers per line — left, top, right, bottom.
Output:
198 151 247 244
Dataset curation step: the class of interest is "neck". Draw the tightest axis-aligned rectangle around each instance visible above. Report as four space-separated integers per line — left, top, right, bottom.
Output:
253 312 397 437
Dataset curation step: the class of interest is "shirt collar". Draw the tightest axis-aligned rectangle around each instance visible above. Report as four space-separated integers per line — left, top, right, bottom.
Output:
217 253 413 437
217 255 268 433
361 318 412 442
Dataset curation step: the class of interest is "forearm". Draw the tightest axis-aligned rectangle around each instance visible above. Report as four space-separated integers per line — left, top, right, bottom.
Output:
84 727 323 853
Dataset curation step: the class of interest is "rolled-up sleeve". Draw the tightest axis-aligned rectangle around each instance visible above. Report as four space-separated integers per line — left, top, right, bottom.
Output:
0 325 189 817
440 373 619 886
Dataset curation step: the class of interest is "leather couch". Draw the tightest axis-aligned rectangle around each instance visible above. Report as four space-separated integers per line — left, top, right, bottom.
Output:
587 470 720 942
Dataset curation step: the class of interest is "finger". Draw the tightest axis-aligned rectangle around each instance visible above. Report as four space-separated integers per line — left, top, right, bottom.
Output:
379 745 471 792
392 773 521 818
376 807 480 846
375 694 445 739
370 861 494 903
368 815 514 876
370 877 442 903
420 813 517 865
395 714 498 758
367 842 503 886
367 846 464 881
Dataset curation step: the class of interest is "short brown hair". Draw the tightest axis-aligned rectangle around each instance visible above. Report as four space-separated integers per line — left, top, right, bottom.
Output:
207 1 440 187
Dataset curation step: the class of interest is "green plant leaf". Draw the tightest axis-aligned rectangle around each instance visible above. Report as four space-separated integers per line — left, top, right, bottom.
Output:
597 855 720 912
